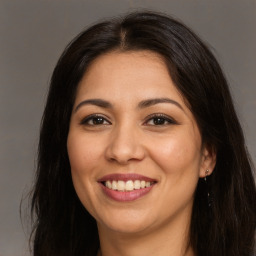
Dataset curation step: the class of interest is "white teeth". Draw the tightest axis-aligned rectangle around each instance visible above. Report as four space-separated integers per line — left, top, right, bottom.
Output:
125 180 134 191
106 180 112 189
117 180 125 191
104 180 154 191
112 180 118 190
134 180 141 189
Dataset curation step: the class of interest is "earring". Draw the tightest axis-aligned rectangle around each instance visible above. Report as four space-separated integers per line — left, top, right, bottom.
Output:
204 169 212 208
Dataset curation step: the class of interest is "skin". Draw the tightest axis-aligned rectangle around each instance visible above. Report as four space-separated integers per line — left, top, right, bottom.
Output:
67 50 216 256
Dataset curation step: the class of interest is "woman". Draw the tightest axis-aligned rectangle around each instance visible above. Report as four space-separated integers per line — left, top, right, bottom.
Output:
30 11 256 256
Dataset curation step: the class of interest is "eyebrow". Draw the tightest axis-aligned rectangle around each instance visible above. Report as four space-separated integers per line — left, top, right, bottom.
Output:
74 97 184 112
138 98 184 111
74 99 112 112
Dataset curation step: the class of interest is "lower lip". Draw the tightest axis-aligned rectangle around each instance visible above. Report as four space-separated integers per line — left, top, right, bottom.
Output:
99 183 154 202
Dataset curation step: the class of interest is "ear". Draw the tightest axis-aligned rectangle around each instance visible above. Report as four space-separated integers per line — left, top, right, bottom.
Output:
199 144 216 178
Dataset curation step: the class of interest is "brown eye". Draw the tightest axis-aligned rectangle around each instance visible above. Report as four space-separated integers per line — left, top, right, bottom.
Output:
152 117 166 125
81 115 111 126
91 117 105 125
145 114 176 126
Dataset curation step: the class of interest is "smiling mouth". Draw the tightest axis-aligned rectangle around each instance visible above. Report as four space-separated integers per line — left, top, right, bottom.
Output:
102 180 156 191
98 173 157 201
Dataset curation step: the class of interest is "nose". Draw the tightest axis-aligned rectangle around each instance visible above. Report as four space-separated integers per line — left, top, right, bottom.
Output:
105 124 145 165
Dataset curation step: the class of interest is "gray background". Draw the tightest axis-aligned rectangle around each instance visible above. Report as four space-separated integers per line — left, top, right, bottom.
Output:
0 0 255 255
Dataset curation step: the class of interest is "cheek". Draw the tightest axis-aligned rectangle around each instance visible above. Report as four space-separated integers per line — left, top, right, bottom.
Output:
67 133 103 214
149 131 202 176
150 132 202 211
67 133 103 175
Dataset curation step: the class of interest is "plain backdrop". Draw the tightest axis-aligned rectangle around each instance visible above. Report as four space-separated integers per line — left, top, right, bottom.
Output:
0 0 255 255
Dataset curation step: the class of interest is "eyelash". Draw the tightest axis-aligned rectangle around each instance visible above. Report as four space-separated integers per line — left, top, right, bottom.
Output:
80 113 177 126
144 113 177 126
80 114 111 126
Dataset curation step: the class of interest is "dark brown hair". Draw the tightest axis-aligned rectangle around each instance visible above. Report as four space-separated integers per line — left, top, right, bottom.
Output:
31 11 256 256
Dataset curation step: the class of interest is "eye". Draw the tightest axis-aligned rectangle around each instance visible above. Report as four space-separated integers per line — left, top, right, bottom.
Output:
144 114 176 126
80 114 111 126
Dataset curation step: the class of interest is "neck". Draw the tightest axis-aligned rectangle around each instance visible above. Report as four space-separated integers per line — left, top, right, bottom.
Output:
97 209 194 256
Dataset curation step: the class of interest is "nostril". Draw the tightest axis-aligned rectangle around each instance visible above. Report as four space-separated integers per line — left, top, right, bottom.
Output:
105 134 145 164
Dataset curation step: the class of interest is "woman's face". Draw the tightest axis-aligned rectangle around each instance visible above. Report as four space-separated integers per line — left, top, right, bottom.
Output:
67 51 214 234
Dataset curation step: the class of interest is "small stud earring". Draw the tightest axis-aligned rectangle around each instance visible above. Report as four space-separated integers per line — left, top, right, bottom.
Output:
204 169 210 181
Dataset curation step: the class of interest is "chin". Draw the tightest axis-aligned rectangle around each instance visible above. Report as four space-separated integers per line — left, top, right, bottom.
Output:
96 209 155 234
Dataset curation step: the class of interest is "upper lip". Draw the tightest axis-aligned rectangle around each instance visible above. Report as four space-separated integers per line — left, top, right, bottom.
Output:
98 173 157 182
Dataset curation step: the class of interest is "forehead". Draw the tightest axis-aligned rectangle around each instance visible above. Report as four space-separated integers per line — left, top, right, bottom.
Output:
75 50 184 103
